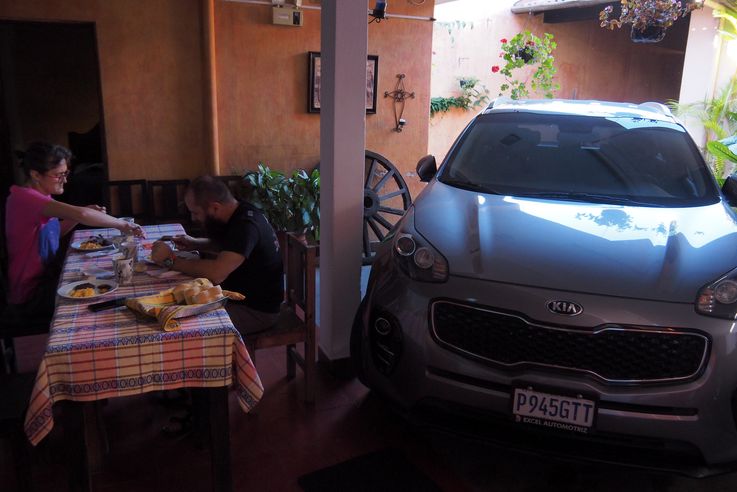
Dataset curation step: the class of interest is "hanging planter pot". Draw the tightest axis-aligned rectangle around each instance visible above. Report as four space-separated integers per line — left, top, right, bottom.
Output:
630 23 667 43
516 47 535 63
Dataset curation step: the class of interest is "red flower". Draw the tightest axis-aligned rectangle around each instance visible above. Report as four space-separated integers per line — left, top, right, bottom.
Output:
500 38 508 44
491 66 500 73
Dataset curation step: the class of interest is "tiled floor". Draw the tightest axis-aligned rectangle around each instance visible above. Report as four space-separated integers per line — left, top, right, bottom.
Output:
1 334 467 492
6 334 737 492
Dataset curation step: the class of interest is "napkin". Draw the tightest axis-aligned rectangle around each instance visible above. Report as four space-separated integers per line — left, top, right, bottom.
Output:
125 283 244 331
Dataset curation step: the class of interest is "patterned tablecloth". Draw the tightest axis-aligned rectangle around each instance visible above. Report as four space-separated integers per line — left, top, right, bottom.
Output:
24 224 264 446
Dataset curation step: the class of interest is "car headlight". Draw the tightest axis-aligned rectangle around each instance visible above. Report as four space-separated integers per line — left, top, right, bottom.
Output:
697 268 737 318
392 207 448 283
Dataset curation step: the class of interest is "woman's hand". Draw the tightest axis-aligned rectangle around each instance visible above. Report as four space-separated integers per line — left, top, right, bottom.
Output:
117 219 145 238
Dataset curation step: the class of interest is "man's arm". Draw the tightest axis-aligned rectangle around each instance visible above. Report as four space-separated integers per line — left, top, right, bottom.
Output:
171 234 220 253
158 247 245 285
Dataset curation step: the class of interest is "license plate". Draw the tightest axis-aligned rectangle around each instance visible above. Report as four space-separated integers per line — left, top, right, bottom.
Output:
512 387 596 434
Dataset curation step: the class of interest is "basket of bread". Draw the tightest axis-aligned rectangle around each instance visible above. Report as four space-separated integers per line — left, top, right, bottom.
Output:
125 278 244 331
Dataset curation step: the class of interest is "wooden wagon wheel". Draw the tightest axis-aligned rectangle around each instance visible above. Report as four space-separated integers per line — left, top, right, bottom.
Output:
363 150 412 264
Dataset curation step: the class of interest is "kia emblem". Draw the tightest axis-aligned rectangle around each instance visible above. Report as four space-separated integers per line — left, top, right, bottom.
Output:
547 300 583 316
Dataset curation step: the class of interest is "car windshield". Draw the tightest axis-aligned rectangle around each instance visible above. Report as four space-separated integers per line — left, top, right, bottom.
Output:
439 112 720 207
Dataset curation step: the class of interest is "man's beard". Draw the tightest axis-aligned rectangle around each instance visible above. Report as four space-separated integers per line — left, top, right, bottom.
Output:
204 215 228 240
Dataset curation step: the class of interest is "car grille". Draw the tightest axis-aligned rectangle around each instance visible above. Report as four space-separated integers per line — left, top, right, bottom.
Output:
431 301 709 384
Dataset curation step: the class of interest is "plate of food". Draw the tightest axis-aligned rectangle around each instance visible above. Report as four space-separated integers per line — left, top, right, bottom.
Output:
71 235 115 252
58 279 119 300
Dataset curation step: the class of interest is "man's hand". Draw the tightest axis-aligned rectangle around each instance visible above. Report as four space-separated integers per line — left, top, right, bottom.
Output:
171 234 199 251
151 241 174 266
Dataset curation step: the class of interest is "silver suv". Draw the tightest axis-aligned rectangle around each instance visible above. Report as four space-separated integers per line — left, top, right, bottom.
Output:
351 98 737 474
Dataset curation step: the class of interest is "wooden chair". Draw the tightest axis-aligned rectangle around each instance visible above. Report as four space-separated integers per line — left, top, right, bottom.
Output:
0 368 35 492
0 254 50 375
103 179 149 224
243 232 318 403
147 179 191 227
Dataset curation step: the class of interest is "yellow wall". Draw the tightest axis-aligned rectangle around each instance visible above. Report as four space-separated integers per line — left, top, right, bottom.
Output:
1 0 435 198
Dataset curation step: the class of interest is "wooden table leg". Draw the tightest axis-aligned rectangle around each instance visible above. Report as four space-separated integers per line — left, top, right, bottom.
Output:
208 386 232 492
82 401 106 473
65 402 91 492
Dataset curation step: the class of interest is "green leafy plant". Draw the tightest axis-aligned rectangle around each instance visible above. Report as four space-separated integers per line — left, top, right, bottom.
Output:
430 77 489 117
492 31 559 100
241 163 320 241
667 77 737 180
599 1 703 42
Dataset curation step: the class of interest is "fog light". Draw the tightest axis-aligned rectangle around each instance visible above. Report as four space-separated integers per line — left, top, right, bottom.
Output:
369 310 403 376
715 280 737 304
395 234 416 256
374 317 392 336
414 247 434 269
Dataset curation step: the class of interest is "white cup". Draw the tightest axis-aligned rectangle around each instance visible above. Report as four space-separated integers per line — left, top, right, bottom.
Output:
113 257 134 285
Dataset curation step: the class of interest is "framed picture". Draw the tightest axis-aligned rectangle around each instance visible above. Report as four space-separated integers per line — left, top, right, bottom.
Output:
308 51 379 114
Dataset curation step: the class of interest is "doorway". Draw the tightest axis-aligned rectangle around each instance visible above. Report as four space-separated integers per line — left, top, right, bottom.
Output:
0 20 107 210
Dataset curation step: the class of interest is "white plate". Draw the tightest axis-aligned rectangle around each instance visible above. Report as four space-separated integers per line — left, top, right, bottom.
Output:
58 279 119 300
71 238 115 252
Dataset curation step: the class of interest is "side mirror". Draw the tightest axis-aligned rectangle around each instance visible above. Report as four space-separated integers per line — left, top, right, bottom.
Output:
723 174 737 207
416 155 437 183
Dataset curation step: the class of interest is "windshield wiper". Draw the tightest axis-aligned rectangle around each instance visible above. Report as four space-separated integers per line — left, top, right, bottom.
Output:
441 178 500 194
517 192 665 207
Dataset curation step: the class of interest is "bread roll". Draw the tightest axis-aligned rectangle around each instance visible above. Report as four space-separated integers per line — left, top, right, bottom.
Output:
172 282 193 304
190 286 223 305
184 286 202 305
192 278 213 289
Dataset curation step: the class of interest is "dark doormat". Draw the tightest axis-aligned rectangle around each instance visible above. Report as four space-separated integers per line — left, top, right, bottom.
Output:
298 448 443 492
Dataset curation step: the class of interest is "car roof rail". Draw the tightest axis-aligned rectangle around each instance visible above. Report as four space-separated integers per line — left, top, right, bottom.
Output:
637 102 674 118
486 96 514 110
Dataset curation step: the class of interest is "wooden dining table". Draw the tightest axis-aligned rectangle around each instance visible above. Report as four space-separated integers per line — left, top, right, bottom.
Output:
23 223 263 492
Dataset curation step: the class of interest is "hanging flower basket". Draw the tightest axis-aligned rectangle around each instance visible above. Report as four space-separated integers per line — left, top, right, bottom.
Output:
600 0 703 44
630 24 667 43
490 31 559 100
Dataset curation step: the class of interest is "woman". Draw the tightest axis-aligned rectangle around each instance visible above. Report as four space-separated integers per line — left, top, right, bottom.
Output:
5 141 143 315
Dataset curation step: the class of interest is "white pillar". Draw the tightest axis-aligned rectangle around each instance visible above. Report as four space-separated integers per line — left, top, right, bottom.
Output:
319 0 367 360
678 7 721 144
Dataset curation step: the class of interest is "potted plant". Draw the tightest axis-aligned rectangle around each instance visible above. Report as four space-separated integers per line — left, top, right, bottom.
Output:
430 76 490 117
599 0 703 43
241 163 320 246
491 31 559 100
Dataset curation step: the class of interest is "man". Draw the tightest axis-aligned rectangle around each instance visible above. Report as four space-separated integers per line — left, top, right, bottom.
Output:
150 176 283 333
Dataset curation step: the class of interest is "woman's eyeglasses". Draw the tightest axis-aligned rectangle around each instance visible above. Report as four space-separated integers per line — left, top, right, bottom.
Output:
46 171 70 181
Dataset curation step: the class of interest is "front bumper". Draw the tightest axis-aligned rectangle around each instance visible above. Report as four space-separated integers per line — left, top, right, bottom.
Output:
354 259 737 469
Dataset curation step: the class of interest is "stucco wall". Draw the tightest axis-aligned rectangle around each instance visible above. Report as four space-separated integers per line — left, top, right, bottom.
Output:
0 0 207 181
216 0 434 200
1 0 434 198
430 0 688 162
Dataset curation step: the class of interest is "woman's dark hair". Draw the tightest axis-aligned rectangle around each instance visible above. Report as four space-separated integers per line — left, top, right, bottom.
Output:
20 141 72 179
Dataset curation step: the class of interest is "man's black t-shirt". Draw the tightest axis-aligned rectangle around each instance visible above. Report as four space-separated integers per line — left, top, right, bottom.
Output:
219 201 283 313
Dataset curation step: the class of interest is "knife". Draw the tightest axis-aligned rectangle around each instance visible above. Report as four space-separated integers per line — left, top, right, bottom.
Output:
88 298 128 312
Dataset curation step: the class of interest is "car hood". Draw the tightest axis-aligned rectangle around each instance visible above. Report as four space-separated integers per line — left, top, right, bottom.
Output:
414 182 737 302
